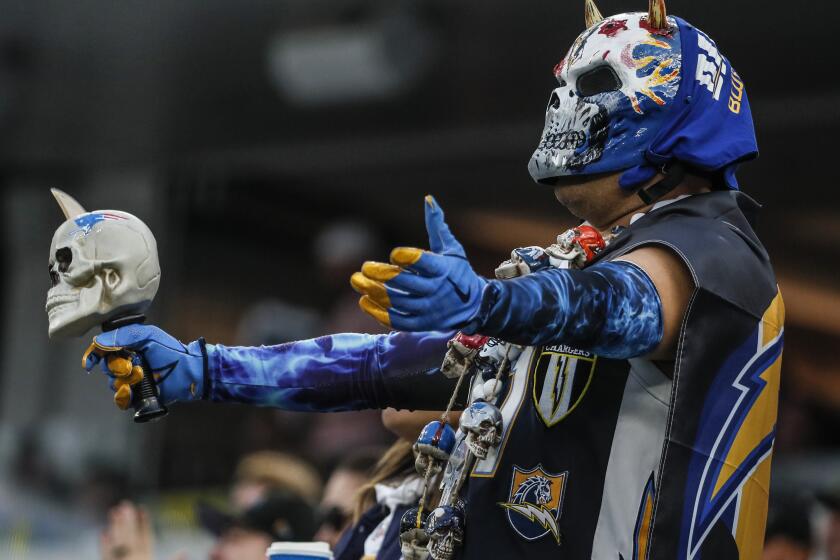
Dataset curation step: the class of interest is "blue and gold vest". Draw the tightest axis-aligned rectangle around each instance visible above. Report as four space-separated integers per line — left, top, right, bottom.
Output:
458 191 782 560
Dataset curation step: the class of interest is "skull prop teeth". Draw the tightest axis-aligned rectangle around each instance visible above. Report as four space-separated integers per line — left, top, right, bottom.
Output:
424 504 466 560
400 507 431 560
46 189 160 338
414 421 457 476
459 401 503 460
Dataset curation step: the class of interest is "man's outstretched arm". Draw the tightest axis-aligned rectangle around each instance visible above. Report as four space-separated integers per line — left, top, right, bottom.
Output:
353 196 691 360
208 330 459 411
84 327 461 413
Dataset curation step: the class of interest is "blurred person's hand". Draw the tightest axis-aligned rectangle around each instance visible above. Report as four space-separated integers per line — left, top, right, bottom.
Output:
351 196 487 331
100 501 154 560
83 325 206 410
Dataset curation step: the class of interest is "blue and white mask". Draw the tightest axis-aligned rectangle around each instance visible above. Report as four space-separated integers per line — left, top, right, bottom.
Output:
529 1 758 190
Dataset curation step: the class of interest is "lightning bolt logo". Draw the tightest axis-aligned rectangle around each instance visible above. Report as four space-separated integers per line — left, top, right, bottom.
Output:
681 291 785 559
499 503 562 544
533 350 596 428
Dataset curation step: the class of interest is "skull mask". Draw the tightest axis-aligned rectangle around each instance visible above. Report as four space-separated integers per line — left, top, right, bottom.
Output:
529 11 681 184
424 505 465 560
46 190 160 338
459 401 502 459
399 507 431 560
414 420 457 476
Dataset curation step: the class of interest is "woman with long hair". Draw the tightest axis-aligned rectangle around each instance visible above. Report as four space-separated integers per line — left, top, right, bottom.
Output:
334 409 459 560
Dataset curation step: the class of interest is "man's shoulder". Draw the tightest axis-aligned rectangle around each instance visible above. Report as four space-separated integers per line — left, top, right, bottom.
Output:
609 191 777 317
634 190 760 241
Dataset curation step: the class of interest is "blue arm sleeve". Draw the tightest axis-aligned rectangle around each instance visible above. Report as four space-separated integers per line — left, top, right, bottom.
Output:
205 330 463 411
468 261 664 359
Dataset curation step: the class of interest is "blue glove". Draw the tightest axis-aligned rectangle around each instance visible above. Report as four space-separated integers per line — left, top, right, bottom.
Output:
351 195 487 331
83 324 207 410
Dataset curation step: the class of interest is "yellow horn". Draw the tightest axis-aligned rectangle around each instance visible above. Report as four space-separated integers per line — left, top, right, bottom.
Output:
584 0 605 28
648 0 668 29
50 188 87 219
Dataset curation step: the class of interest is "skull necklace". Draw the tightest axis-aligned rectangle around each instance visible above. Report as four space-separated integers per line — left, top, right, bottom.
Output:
401 225 607 560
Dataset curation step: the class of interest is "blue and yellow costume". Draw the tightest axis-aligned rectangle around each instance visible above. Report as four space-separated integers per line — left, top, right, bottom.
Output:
87 190 780 559
85 3 781 558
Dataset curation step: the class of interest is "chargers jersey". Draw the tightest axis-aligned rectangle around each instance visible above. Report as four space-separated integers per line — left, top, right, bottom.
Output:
207 190 781 560
456 190 782 560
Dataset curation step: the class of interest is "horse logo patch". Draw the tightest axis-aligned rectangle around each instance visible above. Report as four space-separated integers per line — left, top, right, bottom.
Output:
498 464 567 543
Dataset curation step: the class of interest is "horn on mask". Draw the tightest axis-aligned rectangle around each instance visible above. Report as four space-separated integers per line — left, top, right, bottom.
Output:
584 0 605 28
50 188 87 220
647 0 668 29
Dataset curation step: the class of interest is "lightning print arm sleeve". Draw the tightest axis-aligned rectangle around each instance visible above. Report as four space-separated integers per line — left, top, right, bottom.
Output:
205 330 461 411
468 261 663 359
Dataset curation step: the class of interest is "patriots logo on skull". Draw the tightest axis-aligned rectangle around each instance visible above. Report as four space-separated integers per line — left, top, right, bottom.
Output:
498 465 567 544
68 212 128 238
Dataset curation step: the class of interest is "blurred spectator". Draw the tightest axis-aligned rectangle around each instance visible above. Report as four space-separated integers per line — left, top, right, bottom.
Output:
100 491 317 560
763 496 812 560
235 300 321 347
306 221 391 465
333 409 461 560
98 451 322 560
200 451 322 556
818 490 840 560
314 448 382 549
202 491 318 560
313 221 385 323
100 502 156 560
231 451 323 511
334 440 415 560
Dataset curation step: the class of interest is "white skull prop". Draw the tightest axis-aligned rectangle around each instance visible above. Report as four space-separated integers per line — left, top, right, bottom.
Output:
46 190 160 338
459 401 502 460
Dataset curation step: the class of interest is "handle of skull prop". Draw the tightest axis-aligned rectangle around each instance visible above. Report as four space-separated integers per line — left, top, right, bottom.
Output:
131 355 167 423
104 314 168 423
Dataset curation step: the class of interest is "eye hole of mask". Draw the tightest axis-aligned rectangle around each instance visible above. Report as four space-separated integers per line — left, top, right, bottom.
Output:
576 65 622 97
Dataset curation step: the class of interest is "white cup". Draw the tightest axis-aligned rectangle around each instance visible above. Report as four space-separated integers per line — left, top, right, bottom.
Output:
266 541 333 560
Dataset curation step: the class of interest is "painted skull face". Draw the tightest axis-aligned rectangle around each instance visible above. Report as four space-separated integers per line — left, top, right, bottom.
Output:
46 210 160 338
529 12 682 183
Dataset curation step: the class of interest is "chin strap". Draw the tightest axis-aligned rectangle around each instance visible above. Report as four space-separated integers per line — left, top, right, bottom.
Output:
637 162 686 205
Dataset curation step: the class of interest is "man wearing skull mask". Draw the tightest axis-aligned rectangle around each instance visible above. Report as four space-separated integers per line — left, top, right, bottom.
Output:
85 1 782 558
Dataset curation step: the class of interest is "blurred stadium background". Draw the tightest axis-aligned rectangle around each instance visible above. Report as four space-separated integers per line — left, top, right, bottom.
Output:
0 0 838 558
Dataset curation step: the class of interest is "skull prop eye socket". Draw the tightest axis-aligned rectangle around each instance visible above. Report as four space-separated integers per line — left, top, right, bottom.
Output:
55 247 72 273
576 65 622 97
49 247 73 286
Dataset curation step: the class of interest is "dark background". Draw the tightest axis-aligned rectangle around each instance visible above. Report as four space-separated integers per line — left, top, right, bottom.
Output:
0 0 837 557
